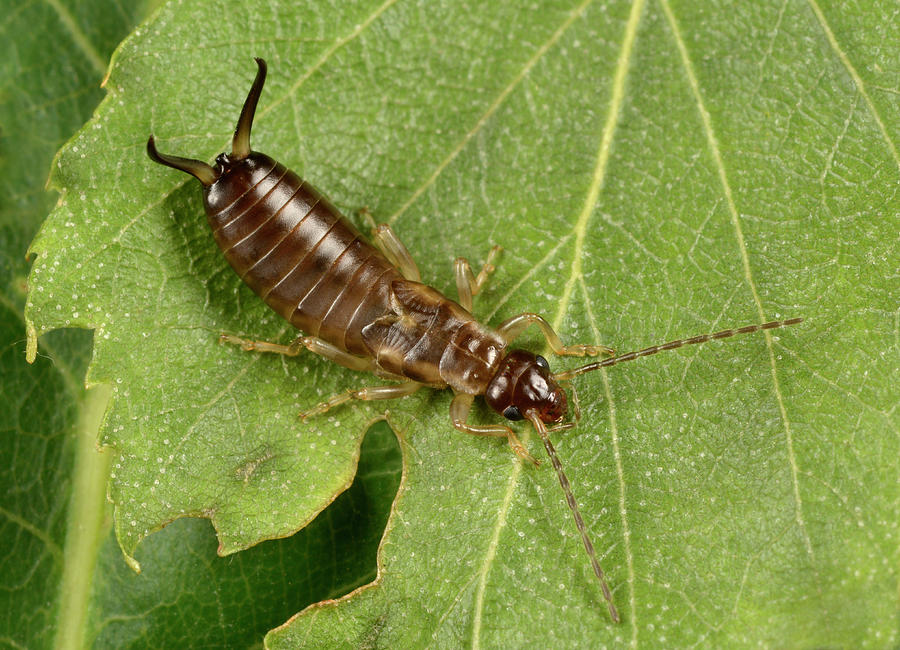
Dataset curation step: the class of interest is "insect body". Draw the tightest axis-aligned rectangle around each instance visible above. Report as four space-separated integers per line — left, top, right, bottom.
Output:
148 58 802 623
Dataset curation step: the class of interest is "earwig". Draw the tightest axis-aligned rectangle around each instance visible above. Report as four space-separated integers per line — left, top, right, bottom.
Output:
147 58 803 624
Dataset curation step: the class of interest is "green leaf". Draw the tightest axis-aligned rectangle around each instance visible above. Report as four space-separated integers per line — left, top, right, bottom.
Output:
86 423 400 648
25 0 899 647
0 1 145 646
4 0 400 647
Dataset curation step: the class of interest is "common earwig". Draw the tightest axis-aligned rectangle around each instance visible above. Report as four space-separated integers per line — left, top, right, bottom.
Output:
147 58 802 623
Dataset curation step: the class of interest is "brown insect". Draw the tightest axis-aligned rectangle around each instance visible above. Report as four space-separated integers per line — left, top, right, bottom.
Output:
147 58 802 623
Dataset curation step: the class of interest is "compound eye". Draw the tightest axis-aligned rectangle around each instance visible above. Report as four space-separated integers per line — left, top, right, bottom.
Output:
503 405 524 421
535 355 549 370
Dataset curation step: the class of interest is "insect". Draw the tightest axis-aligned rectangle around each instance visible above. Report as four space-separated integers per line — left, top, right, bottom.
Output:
147 58 802 623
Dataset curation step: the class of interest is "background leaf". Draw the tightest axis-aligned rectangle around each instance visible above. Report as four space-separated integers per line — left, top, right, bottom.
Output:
1 1 147 646
23 0 899 648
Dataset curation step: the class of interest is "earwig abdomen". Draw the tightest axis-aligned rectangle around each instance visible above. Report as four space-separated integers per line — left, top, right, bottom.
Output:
147 58 508 388
203 152 402 358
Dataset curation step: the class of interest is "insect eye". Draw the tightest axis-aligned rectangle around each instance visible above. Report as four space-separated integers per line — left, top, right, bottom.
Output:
503 405 524 421
535 355 549 370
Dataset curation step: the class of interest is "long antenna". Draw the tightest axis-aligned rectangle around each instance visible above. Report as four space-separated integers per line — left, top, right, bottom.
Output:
527 411 620 623
555 317 803 382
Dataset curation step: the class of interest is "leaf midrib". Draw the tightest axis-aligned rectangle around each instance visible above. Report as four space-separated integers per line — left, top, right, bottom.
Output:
471 0 646 643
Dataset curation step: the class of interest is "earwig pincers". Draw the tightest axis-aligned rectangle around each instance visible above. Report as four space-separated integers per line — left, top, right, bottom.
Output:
147 58 803 623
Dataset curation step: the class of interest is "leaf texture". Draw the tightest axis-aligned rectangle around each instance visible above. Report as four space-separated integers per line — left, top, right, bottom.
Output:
24 0 899 646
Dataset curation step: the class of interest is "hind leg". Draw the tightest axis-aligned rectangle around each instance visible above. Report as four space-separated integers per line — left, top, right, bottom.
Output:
220 333 376 372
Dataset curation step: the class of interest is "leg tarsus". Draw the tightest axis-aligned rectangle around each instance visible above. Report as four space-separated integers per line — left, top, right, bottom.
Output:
505 432 540 466
219 333 302 356
358 206 378 232
563 381 582 423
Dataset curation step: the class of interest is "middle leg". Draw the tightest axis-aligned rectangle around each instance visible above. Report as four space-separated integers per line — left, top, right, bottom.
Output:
300 381 422 420
455 245 501 312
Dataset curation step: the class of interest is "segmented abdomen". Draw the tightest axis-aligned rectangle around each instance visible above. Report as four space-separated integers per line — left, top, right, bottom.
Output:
202 152 401 356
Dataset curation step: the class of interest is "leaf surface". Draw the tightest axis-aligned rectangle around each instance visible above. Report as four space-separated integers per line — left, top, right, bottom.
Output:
25 0 899 647
3 0 400 647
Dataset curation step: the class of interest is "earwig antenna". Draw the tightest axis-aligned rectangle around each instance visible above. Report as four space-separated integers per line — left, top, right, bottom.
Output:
232 57 267 159
146 136 218 186
554 318 803 382
527 411 620 623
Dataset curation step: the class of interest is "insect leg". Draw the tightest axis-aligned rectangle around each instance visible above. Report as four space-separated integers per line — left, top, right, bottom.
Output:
220 334 376 371
449 393 539 466
299 381 421 420
370 224 421 282
454 245 501 312
561 380 582 422
356 207 420 280
496 313 614 356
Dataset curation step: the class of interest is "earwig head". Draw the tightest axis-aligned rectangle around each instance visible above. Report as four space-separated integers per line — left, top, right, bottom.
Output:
485 349 568 424
146 57 268 185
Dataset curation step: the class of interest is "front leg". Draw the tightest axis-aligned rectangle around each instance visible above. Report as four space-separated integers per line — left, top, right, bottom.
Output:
449 392 539 466
496 313 614 357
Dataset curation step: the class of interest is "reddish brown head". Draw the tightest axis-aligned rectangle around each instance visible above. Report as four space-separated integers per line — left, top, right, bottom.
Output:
484 349 568 424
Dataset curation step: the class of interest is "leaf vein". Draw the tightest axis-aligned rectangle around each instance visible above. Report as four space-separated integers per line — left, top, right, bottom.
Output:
483 233 572 322
470 0 647 643
159 325 291 478
806 0 900 171
551 0 645 334
659 0 815 568
545 0 644 637
471 456 522 649
387 0 597 227
258 0 401 120
579 276 637 644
